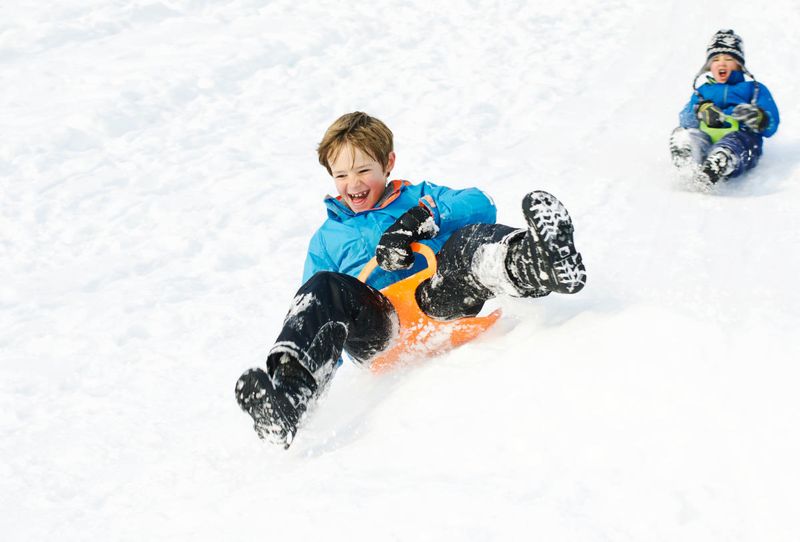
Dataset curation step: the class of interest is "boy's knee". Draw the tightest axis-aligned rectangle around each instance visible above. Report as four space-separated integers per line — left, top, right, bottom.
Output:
416 276 486 321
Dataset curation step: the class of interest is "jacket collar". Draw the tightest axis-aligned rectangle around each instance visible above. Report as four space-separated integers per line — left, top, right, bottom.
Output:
323 180 411 220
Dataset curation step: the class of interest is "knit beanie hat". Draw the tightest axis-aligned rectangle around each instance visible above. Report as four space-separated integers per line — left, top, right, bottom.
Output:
705 29 745 67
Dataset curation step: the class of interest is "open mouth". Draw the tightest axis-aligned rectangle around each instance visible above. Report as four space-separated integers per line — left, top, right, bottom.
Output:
348 189 370 205
718 68 728 78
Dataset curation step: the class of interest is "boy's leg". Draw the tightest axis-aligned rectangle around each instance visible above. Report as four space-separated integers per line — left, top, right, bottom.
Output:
416 223 522 320
235 272 397 447
418 191 586 321
697 131 763 184
669 127 712 168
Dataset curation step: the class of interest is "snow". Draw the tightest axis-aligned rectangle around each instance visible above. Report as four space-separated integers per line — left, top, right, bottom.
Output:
2 1 800 540
473 239 520 296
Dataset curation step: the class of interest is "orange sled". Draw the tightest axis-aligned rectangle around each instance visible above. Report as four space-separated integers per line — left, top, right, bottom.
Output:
358 242 501 373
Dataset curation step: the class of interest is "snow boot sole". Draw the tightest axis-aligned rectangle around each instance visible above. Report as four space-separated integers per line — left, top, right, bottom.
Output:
522 191 587 294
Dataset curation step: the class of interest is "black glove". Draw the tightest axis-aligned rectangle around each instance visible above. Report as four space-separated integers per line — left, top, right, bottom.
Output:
696 101 726 128
731 103 767 132
376 205 439 271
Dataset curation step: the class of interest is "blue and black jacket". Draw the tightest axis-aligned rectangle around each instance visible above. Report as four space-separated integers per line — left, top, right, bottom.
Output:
303 180 496 290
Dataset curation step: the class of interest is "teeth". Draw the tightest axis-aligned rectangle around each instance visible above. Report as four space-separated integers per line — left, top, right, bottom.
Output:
349 190 369 199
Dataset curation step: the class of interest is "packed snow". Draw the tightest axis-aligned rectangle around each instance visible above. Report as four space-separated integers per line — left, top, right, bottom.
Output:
3 1 800 540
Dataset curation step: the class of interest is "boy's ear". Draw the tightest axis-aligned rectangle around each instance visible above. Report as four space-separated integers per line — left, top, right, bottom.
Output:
385 151 396 177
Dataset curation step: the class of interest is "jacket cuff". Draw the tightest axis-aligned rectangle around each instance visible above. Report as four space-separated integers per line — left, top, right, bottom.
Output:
418 195 440 225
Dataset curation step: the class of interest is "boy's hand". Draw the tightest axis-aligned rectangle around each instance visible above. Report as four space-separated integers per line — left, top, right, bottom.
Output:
376 205 439 271
696 101 726 127
731 103 767 132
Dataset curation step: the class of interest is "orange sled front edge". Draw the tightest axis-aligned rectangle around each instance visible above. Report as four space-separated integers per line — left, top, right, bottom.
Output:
357 243 501 373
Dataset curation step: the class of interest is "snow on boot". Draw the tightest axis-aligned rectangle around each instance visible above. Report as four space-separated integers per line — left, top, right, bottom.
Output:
235 356 316 449
669 136 693 169
670 145 693 169
696 147 735 185
669 127 710 171
507 191 587 295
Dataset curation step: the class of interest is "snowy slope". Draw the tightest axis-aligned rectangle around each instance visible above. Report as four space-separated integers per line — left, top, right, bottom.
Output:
2 1 800 540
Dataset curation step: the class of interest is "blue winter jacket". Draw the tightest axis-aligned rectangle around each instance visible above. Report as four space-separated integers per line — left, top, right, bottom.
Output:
679 70 780 137
302 180 497 290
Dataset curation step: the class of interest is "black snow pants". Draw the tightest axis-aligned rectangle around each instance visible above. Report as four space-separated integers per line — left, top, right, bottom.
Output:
268 223 518 383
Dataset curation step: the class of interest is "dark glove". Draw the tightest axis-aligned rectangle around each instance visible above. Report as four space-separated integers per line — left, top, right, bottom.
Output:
696 101 726 128
731 103 767 132
376 205 439 271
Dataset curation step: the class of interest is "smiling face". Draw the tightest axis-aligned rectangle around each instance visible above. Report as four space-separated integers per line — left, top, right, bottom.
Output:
329 144 395 212
709 54 741 83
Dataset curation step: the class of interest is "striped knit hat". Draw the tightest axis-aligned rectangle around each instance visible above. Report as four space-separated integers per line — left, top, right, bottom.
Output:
705 29 745 67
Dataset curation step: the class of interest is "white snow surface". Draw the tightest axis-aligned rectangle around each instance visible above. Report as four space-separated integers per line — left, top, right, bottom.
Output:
3 1 800 540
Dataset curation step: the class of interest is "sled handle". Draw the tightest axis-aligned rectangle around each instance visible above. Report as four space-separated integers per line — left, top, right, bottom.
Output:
700 116 740 143
357 242 437 283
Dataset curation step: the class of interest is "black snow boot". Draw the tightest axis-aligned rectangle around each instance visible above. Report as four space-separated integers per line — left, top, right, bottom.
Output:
696 148 735 185
506 191 587 295
235 353 317 449
669 139 693 168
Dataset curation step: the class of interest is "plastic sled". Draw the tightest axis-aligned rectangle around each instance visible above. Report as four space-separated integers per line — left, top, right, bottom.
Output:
357 242 501 373
700 116 739 143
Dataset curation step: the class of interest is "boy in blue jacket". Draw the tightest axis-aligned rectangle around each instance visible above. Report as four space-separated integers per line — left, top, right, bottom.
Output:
235 112 587 448
669 29 780 186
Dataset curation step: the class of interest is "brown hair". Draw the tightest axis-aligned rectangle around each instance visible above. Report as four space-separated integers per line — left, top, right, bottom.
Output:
317 112 393 175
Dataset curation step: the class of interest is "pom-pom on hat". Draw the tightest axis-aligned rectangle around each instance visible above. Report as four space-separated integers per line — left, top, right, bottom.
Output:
706 29 745 67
